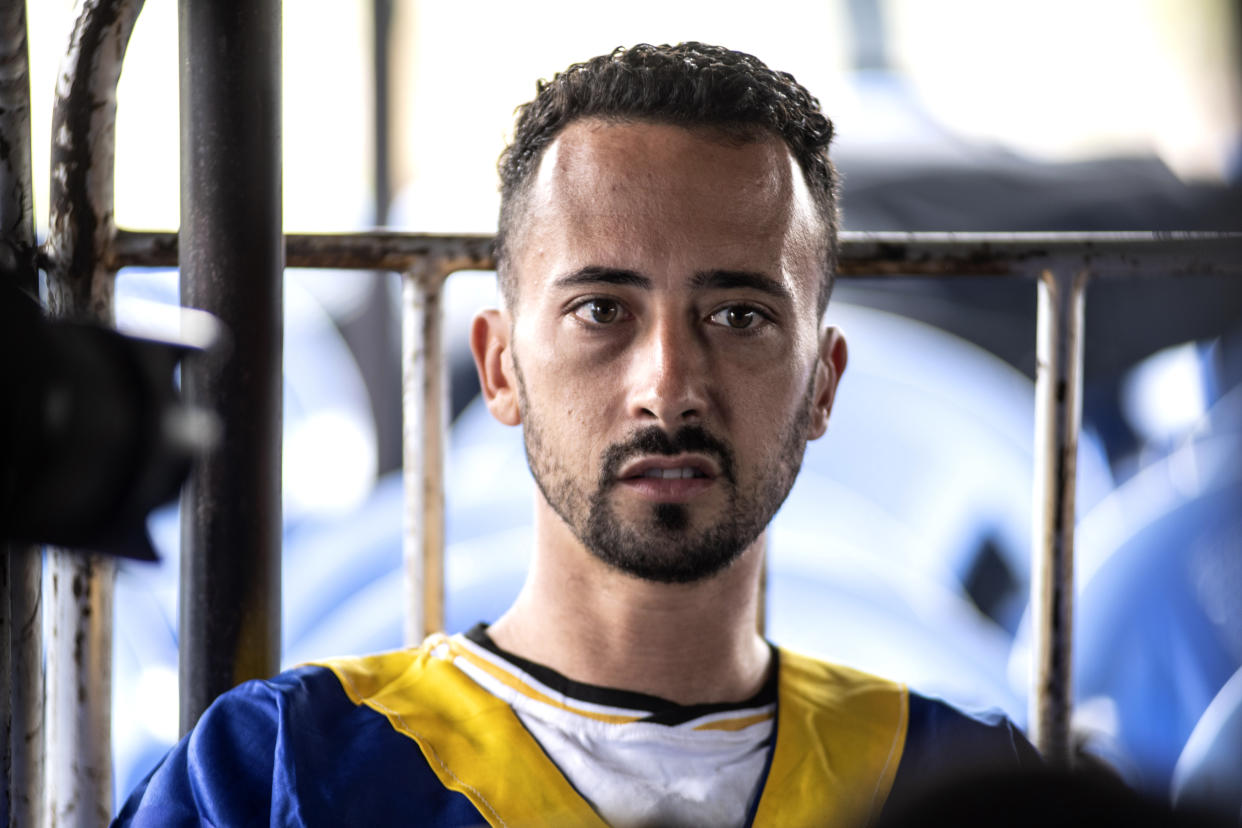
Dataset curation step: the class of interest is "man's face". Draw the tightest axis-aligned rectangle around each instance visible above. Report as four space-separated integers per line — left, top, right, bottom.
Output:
476 118 844 584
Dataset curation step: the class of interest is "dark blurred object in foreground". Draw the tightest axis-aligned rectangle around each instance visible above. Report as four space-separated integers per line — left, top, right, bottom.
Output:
0 285 217 559
875 766 1234 828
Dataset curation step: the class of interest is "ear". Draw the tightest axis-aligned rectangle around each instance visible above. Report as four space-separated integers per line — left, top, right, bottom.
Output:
807 325 848 440
470 309 521 426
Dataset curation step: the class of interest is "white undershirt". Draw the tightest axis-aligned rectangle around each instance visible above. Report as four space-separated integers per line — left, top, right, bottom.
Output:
449 633 774 828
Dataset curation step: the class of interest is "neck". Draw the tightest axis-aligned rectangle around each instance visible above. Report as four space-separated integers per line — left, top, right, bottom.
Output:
487 503 771 705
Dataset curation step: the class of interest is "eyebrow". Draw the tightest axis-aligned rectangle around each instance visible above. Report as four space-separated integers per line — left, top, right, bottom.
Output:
691 269 792 302
552 266 791 301
552 266 651 290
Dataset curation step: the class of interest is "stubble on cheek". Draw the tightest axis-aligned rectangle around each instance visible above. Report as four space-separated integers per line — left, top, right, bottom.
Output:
513 352 592 530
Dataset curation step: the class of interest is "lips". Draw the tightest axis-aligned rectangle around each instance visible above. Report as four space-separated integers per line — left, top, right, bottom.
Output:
617 455 718 482
595 426 736 507
613 454 719 504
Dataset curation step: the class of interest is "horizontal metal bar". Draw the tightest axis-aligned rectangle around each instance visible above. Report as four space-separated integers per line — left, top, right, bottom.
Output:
111 229 1242 279
835 232 1242 278
113 229 494 274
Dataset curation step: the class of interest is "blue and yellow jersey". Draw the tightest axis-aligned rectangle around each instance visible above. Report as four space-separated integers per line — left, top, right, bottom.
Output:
115 628 1037 826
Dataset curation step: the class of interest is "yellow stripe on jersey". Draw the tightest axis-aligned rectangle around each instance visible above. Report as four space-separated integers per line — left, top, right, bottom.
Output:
314 636 609 828
693 711 775 732
751 648 908 828
315 639 908 827
446 637 645 725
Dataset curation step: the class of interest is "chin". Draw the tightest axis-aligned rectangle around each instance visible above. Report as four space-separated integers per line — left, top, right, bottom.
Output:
582 509 757 585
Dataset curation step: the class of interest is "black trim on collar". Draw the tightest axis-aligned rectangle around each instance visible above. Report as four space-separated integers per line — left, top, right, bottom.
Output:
463 622 779 726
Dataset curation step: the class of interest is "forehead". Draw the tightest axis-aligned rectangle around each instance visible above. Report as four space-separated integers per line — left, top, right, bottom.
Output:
536 118 793 212
511 118 821 297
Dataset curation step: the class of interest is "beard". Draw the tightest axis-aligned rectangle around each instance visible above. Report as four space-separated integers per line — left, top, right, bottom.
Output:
515 359 813 584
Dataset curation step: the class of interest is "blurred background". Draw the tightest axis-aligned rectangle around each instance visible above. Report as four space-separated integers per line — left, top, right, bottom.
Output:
23 0 1242 813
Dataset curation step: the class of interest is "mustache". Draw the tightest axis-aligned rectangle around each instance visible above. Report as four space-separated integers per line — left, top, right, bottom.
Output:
598 425 736 485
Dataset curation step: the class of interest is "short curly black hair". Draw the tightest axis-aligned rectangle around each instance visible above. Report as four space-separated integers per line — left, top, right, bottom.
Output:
496 42 839 315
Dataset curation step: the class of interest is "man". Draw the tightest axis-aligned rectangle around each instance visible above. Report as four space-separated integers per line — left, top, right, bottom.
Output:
117 42 1036 827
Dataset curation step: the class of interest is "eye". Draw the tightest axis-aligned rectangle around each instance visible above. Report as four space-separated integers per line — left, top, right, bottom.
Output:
709 305 767 331
571 298 629 325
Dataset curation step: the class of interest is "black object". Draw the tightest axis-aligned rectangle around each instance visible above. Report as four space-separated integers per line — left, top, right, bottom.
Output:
0 286 216 559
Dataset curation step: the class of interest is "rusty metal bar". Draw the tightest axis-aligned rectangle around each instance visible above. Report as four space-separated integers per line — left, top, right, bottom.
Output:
5 545 41 828
1029 267 1087 765
47 557 114 825
111 229 1241 278
42 0 145 823
401 265 448 644
834 231 1242 277
113 228 496 272
0 1 36 266
0 1 43 824
177 0 283 735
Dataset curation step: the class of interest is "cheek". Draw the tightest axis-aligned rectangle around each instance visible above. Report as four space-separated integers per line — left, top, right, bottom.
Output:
521 343 617 438
717 358 810 438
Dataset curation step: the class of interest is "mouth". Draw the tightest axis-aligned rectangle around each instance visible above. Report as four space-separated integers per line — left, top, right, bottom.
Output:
614 455 719 503
634 466 708 480
617 455 718 481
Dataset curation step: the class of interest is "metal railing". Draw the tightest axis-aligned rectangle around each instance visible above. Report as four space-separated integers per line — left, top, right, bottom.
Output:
116 227 1242 769
1 3 43 825
3 0 1241 824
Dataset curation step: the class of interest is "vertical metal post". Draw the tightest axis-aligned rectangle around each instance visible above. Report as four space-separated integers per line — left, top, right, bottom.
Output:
6 546 41 828
358 0 402 476
46 556 115 824
0 2 43 824
178 0 283 735
43 0 145 822
372 0 393 226
1 550 9 825
1029 266 1086 765
401 266 447 644
0 0 36 268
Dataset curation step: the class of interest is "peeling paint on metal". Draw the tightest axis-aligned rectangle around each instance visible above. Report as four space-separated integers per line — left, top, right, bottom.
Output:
40 1 144 825
110 229 1242 280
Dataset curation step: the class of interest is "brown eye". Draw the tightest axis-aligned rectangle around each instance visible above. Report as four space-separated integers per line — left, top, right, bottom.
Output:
589 299 620 324
725 307 755 328
708 305 769 332
572 298 628 326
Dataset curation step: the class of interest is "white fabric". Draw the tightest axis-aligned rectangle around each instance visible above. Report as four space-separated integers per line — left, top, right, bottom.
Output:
452 634 774 828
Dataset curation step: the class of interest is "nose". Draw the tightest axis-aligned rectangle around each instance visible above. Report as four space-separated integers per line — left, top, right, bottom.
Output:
627 315 709 426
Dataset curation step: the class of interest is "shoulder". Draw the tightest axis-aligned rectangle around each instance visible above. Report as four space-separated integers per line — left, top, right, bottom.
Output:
114 664 355 826
885 691 1042 811
762 649 909 826
774 646 913 788
114 645 485 826
769 648 1038 824
775 648 1037 774
900 691 1040 772
775 646 908 732
776 646 908 725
